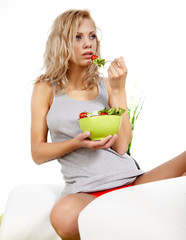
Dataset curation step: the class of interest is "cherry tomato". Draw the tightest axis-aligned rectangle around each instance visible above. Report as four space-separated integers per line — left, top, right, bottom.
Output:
91 55 98 61
99 112 108 115
79 112 88 118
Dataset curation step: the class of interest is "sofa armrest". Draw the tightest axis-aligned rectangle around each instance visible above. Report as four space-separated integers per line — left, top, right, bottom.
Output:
0 184 63 240
79 177 186 240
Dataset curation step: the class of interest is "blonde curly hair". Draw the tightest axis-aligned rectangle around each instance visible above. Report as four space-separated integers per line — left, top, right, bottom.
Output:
35 9 101 93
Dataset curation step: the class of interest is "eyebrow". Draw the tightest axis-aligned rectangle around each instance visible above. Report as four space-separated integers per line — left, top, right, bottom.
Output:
77 31 96 35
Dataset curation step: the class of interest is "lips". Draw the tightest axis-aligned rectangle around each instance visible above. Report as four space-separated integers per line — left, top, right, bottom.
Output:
82 51 93 56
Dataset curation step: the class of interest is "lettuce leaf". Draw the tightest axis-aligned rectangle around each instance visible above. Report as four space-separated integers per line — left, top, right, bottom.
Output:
98 107 125 116
93 57 106 67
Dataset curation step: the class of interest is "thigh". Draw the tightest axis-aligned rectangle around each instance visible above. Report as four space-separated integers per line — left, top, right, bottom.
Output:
51 192 96 220
50 193 96 239
134 151 186 185
60 192 96 208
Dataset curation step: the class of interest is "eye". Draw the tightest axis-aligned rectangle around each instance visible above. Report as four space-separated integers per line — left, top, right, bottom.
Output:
90 34 97 40
76 35 82 41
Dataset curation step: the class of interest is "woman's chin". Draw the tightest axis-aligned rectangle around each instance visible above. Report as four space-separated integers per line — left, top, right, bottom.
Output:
79 60 92 67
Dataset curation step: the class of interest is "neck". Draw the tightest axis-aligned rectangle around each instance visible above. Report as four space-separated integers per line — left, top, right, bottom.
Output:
67 64 88 90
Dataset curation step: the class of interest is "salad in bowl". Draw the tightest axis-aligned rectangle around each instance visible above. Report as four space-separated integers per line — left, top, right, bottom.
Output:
78 107 125 140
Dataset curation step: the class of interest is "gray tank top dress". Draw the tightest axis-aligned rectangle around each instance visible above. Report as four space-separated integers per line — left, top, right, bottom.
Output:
47 78 144 196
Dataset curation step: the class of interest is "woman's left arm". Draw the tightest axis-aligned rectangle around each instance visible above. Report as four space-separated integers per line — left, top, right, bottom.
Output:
106 56 132 155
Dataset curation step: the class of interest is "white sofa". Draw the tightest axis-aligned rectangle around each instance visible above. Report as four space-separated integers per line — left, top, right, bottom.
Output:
0 184 62 240
79 177 186 240
0 177 186 240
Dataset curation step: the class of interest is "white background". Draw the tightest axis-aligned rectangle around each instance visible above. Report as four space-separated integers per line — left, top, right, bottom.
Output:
0 0 185 213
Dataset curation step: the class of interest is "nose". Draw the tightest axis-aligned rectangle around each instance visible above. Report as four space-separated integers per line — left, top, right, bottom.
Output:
83 36 92 49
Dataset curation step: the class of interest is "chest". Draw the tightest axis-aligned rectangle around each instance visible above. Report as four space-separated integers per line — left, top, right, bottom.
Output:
66 86 98 101
47 80 110 139
47 96 109 139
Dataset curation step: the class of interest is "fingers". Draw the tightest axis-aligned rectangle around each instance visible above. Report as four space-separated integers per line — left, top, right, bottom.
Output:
77 132 117 150
95 135 113 146
107 64 118 78
76 131 90 141
83 131 90 139
108 56 127 77
100 134 118 149
115 56 126 69
114 57 127 72
92 134 118 150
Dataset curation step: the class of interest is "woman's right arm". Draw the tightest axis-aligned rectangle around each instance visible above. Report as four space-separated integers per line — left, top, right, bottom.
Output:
31 82 81 165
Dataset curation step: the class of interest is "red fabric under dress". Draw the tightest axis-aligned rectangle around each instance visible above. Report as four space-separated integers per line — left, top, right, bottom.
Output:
88 182 133 197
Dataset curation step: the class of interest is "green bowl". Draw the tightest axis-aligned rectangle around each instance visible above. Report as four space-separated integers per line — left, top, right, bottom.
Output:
78 115 122 141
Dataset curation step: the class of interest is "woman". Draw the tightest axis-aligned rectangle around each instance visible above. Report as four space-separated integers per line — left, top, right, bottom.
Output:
31 9 186 240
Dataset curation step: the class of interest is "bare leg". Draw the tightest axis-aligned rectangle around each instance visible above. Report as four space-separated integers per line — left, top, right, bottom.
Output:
134 151 186 185
50 193 96 240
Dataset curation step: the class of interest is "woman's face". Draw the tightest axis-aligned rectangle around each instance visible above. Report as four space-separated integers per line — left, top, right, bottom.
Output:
71 18 97 67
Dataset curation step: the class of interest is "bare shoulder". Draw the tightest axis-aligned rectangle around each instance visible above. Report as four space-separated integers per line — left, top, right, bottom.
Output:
32 81 52 95
31 81 53 108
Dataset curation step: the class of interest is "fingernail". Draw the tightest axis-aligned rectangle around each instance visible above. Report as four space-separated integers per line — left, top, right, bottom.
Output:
85 131 90 136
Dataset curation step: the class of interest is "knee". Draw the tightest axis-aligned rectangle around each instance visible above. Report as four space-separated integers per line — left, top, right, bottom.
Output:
50 201 79 238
